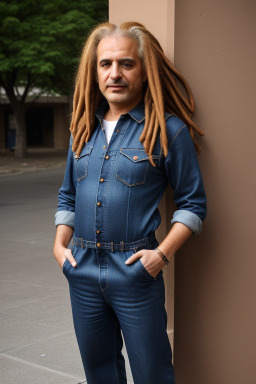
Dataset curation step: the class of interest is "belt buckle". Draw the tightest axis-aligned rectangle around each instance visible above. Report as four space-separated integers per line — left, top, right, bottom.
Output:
111 242 114 252
80 238 83 248
120 241 124 252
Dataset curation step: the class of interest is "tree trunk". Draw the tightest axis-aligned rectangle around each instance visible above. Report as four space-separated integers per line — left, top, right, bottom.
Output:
13 104 27 158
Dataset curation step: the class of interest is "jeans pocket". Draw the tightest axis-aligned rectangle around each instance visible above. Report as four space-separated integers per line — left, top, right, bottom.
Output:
62 258 70 274
62 246 79 275
138 259 156 281
138 259 163 282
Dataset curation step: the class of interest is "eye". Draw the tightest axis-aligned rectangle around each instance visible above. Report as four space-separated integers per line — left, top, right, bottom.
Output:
122 62 133 68
100 61 111 68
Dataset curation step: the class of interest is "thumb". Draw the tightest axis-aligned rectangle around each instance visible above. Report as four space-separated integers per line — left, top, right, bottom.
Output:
125 251 142 265
64 248 77 267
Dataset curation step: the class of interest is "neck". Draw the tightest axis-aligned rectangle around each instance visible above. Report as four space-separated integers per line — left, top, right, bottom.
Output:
104 99 142 121
104 107 123 121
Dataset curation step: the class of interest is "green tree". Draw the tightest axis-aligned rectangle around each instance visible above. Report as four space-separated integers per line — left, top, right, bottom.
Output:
0 0 108 157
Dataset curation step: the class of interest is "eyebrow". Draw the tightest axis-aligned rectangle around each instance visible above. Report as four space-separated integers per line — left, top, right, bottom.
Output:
99 58 136 65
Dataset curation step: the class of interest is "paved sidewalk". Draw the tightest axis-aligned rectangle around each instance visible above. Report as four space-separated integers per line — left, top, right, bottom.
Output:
0 158 133 383
0 149 67 176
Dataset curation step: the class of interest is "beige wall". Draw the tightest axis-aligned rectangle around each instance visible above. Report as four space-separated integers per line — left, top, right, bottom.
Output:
174 1 256 383
109 1 256 383
109 0 175 60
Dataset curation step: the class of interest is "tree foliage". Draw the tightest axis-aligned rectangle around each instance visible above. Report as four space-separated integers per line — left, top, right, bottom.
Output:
0 0 108 156
0 0 108 94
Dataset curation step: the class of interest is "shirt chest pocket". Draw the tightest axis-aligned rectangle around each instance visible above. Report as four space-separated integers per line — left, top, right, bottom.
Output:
73 146 93 181
116 148 159 187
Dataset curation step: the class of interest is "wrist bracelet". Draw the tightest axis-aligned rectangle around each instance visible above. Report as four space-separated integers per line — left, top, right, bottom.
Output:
155 248 169 265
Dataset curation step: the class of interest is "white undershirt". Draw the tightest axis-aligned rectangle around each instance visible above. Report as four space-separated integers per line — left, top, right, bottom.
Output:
103 119 118 145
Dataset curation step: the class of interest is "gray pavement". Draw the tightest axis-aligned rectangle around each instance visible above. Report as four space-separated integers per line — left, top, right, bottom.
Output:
0 166 133 383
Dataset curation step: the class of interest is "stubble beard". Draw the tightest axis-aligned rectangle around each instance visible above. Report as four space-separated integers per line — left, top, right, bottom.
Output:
105 91 132 104
103 84 143 106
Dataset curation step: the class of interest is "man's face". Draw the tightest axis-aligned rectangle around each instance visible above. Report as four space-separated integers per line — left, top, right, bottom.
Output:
96 36 145 111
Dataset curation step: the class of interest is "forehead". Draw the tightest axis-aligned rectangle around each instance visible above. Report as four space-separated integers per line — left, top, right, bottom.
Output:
97 36 140 61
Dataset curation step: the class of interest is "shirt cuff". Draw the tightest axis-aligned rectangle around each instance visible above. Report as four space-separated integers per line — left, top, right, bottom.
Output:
171 210 202 234
55 211 75 228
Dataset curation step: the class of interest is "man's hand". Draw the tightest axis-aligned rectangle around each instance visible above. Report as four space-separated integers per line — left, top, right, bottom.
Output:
53 225 75 270
125 249 165 278
54 246 77 270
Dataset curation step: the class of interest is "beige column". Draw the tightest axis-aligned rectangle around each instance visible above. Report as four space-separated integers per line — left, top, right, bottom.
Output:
109 0 176 348
174 1 256 383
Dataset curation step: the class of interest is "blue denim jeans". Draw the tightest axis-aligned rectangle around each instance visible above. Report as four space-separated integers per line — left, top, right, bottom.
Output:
63 235 175 384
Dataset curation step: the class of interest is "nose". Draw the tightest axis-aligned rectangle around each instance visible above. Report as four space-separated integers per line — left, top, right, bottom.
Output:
110 63 122 80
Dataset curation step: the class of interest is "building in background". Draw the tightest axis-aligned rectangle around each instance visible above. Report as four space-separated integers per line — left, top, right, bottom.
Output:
0 89 70 151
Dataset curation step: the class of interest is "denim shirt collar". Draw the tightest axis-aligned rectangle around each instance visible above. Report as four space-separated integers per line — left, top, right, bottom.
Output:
95 102 146 124
95 101 174 125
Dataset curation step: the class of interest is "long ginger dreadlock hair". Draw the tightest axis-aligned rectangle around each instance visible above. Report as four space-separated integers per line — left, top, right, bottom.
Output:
70 22 204 164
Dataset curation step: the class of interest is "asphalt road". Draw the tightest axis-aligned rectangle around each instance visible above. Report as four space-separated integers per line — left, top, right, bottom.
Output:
0 168 132 383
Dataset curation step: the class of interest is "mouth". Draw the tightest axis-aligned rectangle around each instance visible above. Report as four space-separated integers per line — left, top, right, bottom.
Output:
107 82 127 90
107 85 126 91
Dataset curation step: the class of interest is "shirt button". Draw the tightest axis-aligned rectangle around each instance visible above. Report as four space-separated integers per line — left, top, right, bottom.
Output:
97 202 101 207
96 230 100 234
116 130 120 133
103 145 106 149
105 155 109 160
97 243 101 247
100 178 104 183
133 156 138 160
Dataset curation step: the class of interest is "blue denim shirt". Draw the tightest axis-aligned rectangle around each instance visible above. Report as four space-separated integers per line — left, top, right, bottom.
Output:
55 103 206 242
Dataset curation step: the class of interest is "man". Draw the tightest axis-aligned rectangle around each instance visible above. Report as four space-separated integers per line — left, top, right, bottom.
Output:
54 22 206 384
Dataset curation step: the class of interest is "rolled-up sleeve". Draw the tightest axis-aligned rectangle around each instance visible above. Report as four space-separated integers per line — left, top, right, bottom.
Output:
164 120 207 234
55 135 76 228
171 209 202 234
55 210 75 228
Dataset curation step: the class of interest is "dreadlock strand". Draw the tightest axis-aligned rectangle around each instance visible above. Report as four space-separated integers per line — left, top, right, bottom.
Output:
139 90 152 142
72 111 86 152
164 98 180 116
158 46 195 112
148 114 160 166
143 38 168 156
144 47 165 126
72 90 85 134
162 63 194 114
167 83 194 121
161 68 204 137
143 104 156 154
70 89 81 135
165 81 189 115
158 51 203 146
72 89 80 122
177 104 204 136
72 53 89 127
76 130 87 155
70 26 103 156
